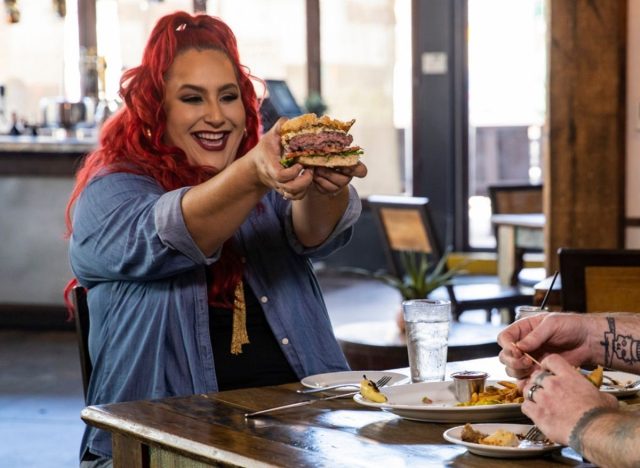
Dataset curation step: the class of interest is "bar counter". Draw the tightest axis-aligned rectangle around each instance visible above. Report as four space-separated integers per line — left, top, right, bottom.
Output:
0 134 96 326
0 134 95 176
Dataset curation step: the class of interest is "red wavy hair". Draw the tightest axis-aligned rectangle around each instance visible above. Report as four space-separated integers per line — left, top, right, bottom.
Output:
64 11 262 313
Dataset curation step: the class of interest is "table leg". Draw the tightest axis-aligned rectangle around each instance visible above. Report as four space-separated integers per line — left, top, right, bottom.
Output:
497 224 517 286
112 433 148 468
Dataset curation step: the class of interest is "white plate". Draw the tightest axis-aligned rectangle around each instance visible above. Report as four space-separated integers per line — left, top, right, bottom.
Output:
600 371 640 398
353 380 524 423
443 423 562 458
300 370 408 390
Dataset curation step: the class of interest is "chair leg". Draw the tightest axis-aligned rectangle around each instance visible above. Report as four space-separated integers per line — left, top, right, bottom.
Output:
451 305 461 322
499 307 514 324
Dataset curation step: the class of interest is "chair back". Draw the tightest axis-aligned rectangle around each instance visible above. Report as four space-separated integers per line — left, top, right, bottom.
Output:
559 248 640 313
488 182 543 215
367 194 534 322
367 195 442 277
71 284 92 401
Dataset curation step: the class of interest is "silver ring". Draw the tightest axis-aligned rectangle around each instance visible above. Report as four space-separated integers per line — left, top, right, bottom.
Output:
534 369 553 386
526 384 543 403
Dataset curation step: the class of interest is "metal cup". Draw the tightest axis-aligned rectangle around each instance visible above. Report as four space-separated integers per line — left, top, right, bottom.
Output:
451 371 488 402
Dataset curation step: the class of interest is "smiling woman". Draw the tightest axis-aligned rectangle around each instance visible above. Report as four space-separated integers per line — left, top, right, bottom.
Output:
163 49 246 169
64 11 368 466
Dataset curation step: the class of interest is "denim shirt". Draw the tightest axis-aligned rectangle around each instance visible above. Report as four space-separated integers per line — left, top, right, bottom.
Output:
69 172 361 459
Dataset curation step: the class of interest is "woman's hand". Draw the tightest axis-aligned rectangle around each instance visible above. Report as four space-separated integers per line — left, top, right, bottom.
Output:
520 354 617 446
250 119 313 200
498 313 595 380
310 162 368 198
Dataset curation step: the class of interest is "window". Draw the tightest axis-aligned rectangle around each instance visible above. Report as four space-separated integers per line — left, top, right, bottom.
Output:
467 0 547 248
319 0 408 196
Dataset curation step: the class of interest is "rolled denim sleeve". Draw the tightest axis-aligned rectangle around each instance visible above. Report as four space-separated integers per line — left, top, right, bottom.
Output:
155 186 221 265
70 173 218 283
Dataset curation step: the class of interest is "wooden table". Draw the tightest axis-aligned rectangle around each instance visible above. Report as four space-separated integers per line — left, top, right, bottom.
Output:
335 320 505 370
81 357 587 467
491 214 545 286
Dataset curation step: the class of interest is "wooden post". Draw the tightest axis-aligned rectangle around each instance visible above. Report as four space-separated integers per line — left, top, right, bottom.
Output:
545 0 627 272
77 0 98 99
306 0 321 97
192 0 207 13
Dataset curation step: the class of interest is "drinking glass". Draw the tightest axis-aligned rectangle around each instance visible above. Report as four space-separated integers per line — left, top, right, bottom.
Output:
515 305 543 321
402 299 451 383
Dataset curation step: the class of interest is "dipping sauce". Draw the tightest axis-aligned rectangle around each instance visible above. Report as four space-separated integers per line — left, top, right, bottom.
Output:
451 371 488 402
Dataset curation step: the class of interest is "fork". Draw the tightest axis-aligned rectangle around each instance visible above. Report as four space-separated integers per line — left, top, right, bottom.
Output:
245 375 392 418
523 425 546 442
602 375 640 389
367 375 392 391
297 375 392 394
624 379 640 389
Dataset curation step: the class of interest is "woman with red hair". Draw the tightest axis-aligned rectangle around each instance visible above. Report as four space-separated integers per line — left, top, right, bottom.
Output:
69 11 367 466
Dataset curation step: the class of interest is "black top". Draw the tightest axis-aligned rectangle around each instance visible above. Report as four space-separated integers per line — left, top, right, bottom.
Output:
209 281 297 391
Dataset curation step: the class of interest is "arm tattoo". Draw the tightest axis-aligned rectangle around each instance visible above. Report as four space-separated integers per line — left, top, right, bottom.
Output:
601 317 640 367
568 407 615 455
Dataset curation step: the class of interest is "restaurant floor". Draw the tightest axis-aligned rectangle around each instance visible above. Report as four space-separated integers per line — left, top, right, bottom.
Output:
0 275 499 468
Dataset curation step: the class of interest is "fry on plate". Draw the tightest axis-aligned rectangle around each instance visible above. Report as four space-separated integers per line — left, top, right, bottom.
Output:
456 381 523 406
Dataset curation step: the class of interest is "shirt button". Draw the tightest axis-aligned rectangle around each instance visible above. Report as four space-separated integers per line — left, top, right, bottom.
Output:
281 338 289 345
260 296 268 303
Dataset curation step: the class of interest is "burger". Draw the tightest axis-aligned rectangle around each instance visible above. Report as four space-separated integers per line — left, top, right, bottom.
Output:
279 113 364 168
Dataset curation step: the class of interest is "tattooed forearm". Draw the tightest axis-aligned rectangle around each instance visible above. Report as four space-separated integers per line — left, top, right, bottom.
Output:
601 317 640 366
569 407 614 454
576 409 640 468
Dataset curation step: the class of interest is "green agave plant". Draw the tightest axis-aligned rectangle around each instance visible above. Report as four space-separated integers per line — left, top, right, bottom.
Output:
338 248 467 300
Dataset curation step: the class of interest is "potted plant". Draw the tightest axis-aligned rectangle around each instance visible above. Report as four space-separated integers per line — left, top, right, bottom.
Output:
336 248 466 332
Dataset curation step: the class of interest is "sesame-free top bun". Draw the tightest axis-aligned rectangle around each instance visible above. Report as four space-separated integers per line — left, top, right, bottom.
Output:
281 113 355 135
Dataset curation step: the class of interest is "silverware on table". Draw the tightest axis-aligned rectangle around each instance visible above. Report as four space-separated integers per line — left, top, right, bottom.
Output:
245 375 392 418
297 383 359 394
523 425 546 442
602 374 621 386
601 374 640 389
624 379 640 389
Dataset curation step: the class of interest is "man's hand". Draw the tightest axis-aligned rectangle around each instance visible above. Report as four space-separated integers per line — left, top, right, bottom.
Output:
498 313 594 380
520 354 617 446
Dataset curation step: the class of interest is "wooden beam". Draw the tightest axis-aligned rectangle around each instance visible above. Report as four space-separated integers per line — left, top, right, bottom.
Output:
77 0 98 98
192 0 207 13
306 0 321 96
545 0 627 271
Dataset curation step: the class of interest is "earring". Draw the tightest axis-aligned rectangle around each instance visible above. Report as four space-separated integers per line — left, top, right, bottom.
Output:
144 128 152 139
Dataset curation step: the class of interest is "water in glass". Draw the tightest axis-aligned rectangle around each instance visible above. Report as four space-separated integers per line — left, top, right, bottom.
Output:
402 299 451 383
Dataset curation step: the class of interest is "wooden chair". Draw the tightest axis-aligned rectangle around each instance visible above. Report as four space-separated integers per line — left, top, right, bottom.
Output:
488 182 545 286
559 248 640 313
488 182 543 215
71 284 92 401
367 195 533 322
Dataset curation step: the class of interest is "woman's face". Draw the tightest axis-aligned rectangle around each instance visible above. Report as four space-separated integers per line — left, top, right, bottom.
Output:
163 48 246 169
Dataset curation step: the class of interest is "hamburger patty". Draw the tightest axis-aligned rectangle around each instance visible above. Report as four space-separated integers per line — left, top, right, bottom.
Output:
287 132 353 152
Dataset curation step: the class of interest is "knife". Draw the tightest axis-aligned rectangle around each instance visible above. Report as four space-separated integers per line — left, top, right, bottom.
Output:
244 390 359 418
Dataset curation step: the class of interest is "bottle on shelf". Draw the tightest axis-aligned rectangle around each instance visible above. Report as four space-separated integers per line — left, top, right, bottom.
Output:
0 85 10 135
9 112 23 136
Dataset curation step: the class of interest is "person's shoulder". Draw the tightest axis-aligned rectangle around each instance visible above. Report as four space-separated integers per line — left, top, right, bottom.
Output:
89 168 160 185
83 170 164 200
